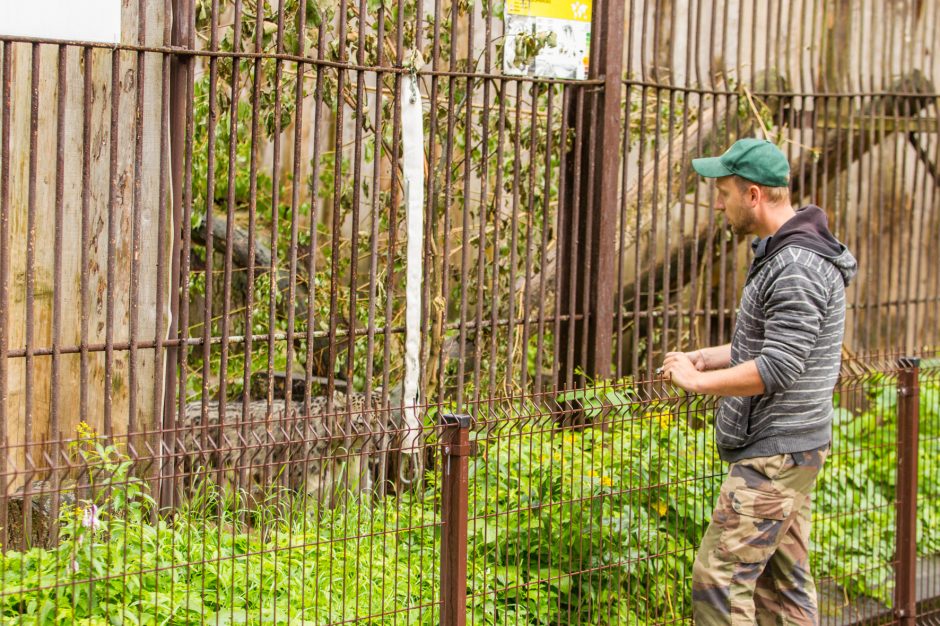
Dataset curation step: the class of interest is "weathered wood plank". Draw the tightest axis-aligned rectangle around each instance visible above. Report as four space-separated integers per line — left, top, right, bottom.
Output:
3 1 169 481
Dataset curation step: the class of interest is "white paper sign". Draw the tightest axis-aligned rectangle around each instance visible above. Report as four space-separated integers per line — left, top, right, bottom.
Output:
0 0 121 44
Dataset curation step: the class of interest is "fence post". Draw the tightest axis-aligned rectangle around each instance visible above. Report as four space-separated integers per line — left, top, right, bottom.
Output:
557 0 624 386
440 413 472 626
160 0 194 511
896 357 920 625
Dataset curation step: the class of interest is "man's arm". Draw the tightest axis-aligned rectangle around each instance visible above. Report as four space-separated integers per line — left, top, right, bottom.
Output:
665 261 830 397
663 353 764 396
685 343 731 371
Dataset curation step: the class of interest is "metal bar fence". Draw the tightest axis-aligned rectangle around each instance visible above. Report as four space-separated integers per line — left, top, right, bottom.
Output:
1 0 940 623
1 1 939 460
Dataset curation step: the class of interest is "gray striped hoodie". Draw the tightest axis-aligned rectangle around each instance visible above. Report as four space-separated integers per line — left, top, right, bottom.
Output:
716 205 857 463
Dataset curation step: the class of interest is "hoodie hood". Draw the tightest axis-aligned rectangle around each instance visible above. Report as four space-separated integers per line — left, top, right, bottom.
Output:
749 205 858 286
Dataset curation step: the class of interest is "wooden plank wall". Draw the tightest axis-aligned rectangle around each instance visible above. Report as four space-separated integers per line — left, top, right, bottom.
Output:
2 0 169 474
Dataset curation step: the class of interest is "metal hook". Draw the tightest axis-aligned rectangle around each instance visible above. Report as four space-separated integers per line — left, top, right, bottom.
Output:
398 450 422 485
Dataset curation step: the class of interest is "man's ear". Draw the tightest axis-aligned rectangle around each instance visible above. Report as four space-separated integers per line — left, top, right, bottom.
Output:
749 185 760 205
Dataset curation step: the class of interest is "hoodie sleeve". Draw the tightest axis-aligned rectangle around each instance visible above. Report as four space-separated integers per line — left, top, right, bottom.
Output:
754 260 830 394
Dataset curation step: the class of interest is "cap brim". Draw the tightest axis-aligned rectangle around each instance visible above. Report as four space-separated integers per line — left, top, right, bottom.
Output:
691 156 733 178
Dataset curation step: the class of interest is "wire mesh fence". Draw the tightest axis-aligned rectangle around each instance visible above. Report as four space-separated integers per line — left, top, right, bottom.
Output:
916 358 940 623
0 353 935 624
0 402 442 624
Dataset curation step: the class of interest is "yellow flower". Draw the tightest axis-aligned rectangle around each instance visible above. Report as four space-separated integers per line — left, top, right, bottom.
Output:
646 408 672 429
652 501 668 516
601 476 613 487
76 420 98 441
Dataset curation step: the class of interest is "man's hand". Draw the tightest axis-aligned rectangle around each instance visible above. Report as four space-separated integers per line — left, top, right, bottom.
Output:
662 352 702 393
660 353 766 397
686 349 707 372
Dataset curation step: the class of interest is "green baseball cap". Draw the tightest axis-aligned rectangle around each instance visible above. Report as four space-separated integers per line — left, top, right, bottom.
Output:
692 138 790 187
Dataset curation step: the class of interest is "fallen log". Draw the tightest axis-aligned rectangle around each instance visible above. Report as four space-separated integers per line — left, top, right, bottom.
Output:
790 70 936 200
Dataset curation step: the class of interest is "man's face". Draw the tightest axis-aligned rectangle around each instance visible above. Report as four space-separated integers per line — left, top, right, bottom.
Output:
714 176 758 236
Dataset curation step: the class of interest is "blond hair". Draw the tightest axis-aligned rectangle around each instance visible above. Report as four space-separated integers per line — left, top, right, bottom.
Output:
732 175 790 204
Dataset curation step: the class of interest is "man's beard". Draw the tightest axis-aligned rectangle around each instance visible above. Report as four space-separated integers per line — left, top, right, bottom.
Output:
728 209 757 236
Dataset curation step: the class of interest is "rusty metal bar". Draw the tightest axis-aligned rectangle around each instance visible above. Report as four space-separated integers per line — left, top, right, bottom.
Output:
162 0 193 509
896 356 920 625
24 43 39 459
0 41 11 551
558 0 623 384
439 412 471 626
215 0 244 448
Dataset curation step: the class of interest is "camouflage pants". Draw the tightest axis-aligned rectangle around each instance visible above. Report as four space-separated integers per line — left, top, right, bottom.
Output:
692 446 829 625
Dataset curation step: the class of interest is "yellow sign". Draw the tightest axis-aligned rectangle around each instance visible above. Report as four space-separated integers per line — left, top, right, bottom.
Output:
506 0 592 23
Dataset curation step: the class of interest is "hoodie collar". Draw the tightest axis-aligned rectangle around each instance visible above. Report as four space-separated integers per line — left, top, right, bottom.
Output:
751 205 844 263
747 205 856 285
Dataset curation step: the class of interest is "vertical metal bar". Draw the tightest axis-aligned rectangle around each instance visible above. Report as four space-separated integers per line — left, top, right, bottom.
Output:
344 0 364 418
128 6 146 437
558 0 623 383
519 86 537 387
304 0 327 582
285 0 305 419
439 413 471 626
240 0 264 495
716 90 731 346
25 44 40 455
506 86 522 389
217 0 244 437
849 0 866 344
267 0 285 421
551 84 569 392
363 5 386 415
472 6 493 405
149 0 170 520
615 0 636 376
488 84 506 396
863 91 877 349
614 80 630 378
456 5 475 405
588 0 624 379
631 84 647 377
896 356 920 625
51 44 67 452
931 4 940 348
0 42 11 549
421 0 442 406
564 89 583 389
305 13 327 417
533 88 554 396
79 44 92 440
381 2 404 419
325 0 345 415
899 93 916 353
909 8 932 350
163 0 193 509
646 84 661 380
104 48 121 438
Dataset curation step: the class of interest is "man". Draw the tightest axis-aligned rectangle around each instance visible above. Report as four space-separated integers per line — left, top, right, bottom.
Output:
661 138 857 625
